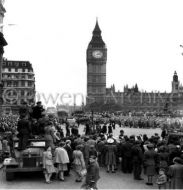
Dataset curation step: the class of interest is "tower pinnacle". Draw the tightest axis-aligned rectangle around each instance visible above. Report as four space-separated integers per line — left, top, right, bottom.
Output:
93 18 101 34
89 19 105 48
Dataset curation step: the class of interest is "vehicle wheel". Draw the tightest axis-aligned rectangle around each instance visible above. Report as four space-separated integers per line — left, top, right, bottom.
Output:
6 172 14 181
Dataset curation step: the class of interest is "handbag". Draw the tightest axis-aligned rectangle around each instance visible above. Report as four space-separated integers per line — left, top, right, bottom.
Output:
80 168 87 177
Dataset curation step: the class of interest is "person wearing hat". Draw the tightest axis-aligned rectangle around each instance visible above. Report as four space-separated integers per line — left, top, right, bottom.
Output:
144 143 158 186
167 157 183 189
18 101 30 119
96 136 106 167
131 140 143 180
89 144 98 159
104 138 117 173
108 124 113 134
81 155 100 190
157 146 169 173
32 101 45 120
17 114 32 150
120 137 133 174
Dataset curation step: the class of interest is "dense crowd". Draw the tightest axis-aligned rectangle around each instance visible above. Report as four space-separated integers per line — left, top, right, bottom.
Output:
1 102 183 189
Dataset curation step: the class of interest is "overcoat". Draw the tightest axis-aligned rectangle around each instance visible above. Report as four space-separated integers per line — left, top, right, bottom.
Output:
168 163 183 189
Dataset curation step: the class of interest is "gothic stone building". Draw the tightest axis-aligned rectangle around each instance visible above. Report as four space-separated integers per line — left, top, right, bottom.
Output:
86 21 183 112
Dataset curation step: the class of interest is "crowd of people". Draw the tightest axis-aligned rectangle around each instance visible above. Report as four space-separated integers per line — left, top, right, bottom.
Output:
1 102 183 189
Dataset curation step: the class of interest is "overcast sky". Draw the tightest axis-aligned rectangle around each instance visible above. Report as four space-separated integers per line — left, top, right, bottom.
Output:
2 0 183 106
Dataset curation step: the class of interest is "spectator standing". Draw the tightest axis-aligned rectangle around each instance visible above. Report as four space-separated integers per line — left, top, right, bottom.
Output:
104 138 117 173
72 145 86 182
144 143 158 186
43 146 55 184
64 140 73 176
17 115 31 150
54 141 70 181
81 155 100 190
156 168 167 189
167 157 183 189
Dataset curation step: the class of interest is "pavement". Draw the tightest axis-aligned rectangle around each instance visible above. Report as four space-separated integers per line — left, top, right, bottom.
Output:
0 167 157 189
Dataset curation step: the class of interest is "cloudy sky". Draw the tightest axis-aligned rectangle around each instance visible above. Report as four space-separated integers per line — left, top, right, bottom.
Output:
2 0 183 106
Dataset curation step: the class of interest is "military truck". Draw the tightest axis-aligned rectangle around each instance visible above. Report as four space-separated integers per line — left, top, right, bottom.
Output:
4 139 45 181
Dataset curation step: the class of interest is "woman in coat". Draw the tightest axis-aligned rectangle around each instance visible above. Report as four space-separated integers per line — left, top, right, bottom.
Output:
44 122 56 151
144 144 158 185
104 138 117 173
72 144 86 182
158 146 169 173
167 157 183 189
54 141 70 181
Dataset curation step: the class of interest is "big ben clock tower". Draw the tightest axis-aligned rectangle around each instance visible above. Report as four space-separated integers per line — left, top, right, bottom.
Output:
86 19 107 105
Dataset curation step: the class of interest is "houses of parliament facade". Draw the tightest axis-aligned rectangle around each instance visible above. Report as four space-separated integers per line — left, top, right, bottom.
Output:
86 20 183 112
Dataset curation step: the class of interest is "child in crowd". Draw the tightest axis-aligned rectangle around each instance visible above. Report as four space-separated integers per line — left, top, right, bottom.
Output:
156 168 167 189
42 146 55 184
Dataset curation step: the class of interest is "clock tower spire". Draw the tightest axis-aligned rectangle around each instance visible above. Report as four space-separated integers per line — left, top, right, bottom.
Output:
86 19 107 106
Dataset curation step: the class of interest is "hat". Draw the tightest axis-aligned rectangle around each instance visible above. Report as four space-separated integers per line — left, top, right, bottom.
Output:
135 140 141 145
107 138 114 144
147 143 154 148
59 141 65 147
173 157 183 164
76 144 84 150
66 140 71 144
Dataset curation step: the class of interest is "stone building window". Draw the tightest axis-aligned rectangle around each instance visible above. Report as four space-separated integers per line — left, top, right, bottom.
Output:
22 75 26 79
7 82 11 87
28 82 32 87
13 82 18 87
28 75 32 79
21 90 24 96
21 81 25 87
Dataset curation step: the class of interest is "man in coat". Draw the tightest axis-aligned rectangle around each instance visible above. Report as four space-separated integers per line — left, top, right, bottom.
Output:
131 140 143 180
17 115 32 150
167 157 183 189
121 137 133 173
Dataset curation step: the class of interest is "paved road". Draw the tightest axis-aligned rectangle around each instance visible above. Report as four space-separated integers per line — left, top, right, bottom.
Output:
0 167 157 189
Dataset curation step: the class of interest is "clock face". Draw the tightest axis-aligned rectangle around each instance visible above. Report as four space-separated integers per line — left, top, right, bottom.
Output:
92 50 103 58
